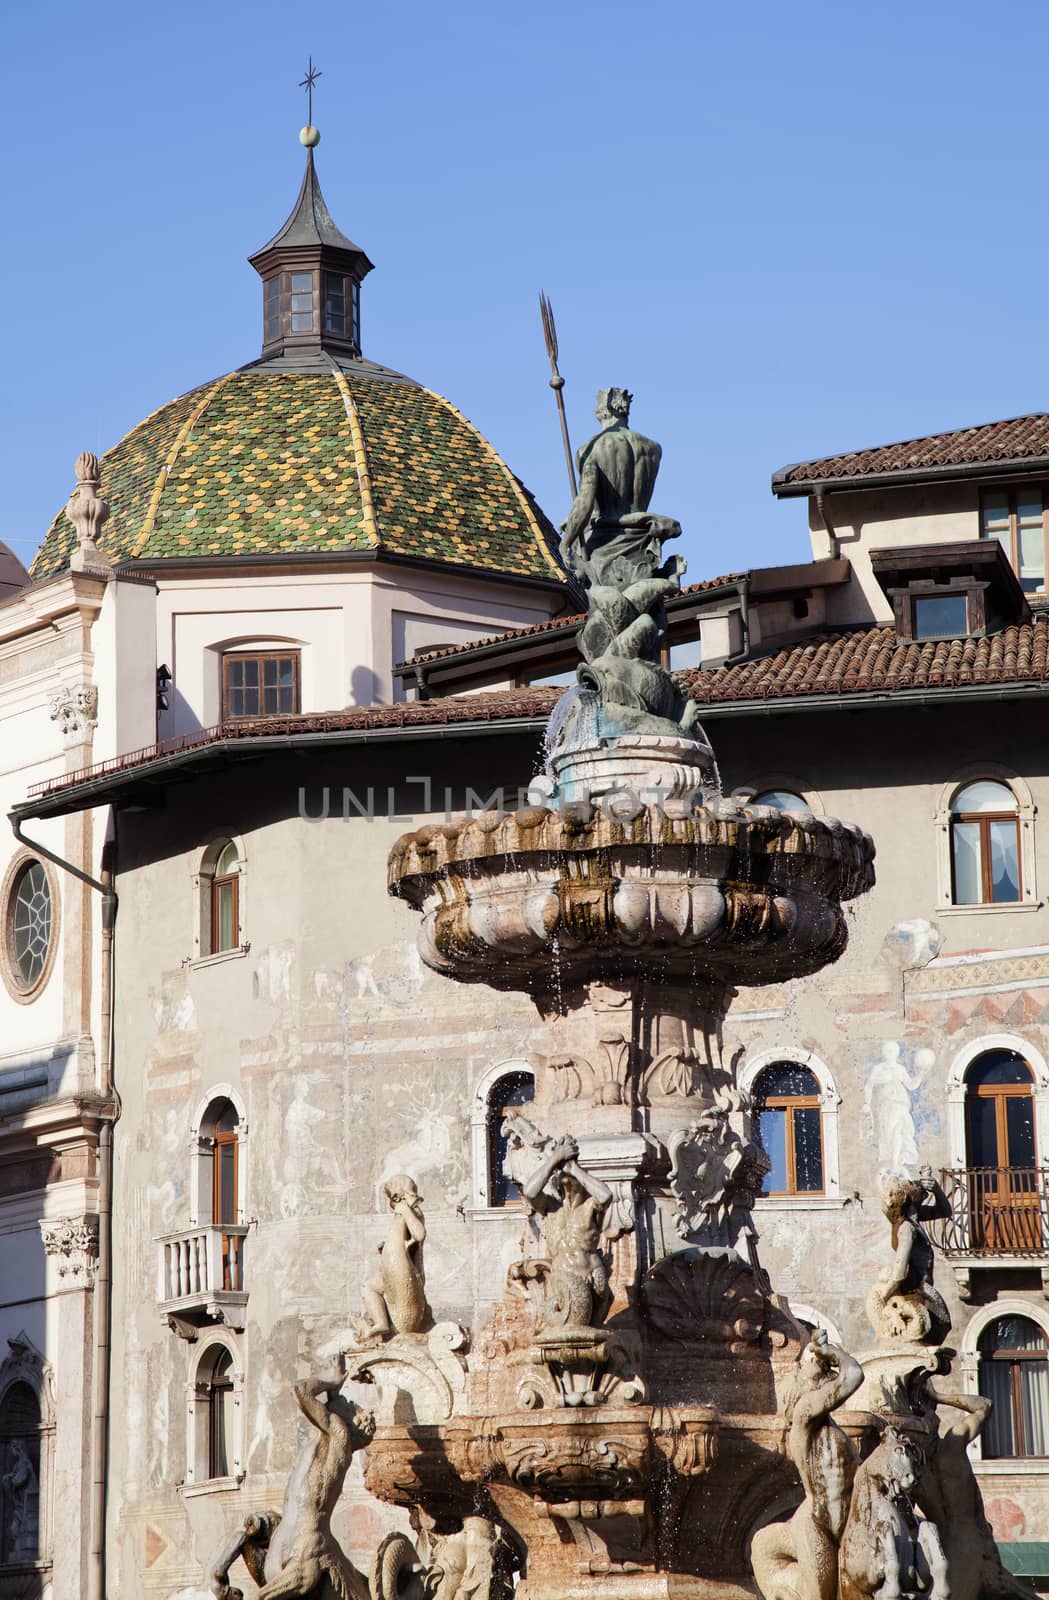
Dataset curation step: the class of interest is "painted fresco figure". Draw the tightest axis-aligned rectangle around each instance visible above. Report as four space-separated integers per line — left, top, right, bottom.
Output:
750 1330 863 1600
522 1134 613 1328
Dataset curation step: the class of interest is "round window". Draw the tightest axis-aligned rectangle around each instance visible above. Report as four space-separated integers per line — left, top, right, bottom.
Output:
6 859 54 994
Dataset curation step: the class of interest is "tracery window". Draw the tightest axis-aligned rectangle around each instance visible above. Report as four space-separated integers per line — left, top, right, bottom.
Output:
1 854 58 1001
978 1314 1049 1458
0 1382 42 1565
753 1063 824 1196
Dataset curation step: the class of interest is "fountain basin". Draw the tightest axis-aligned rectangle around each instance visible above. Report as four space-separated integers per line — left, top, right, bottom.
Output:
388 800 874 993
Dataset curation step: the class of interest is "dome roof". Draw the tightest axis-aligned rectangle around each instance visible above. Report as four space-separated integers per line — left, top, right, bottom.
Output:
0 540 29 601
31 354 565 585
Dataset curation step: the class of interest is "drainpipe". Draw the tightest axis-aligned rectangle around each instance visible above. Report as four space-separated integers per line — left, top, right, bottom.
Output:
8 814 118 1600
814 483 839 559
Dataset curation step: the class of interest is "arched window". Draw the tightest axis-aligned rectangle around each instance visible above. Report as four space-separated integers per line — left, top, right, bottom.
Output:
211 842 240 952
487 1071 535 1205
978 1315 1049 1458
210 1099 241 1288
964 1050 1040 1251
753 789 808 813
187 1340 243 1486
950 780 1021 905
753 1063 824 1196
0 1381 42 1565
207 1349 235 1478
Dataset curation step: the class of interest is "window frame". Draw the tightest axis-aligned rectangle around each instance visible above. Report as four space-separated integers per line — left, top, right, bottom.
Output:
980 483 1048 596
210 849 240 955
184 1336 244 1490
977 1315 1049 1461
739 1048 842 1206
935 768 1037 914
950 783 1022 907
0 851 60 1005
752 1065 826 1198
221 650 301 722
192 837 247 962
469 1059 538 1212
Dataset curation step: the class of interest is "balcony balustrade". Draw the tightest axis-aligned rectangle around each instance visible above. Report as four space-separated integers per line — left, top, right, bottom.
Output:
931 1168 1049 1299
156 1223 249 1339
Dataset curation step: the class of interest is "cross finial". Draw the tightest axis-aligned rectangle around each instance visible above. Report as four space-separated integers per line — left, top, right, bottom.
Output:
299 56 321 125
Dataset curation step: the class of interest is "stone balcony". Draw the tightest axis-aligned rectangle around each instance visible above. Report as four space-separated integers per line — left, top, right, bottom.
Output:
156 1223 249 1339
932 1167 1049 1299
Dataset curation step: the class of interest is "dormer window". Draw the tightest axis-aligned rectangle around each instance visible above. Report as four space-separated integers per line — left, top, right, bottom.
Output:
871 540 1029 643
912 591 970 640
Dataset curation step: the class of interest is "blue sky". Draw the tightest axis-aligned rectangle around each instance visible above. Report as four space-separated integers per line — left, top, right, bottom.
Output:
2 0 1047 580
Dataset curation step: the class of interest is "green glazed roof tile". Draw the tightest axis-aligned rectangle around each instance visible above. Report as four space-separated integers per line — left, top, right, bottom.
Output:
31 367 564 584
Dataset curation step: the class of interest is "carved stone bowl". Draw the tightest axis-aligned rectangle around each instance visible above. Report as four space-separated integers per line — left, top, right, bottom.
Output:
388 800 875 994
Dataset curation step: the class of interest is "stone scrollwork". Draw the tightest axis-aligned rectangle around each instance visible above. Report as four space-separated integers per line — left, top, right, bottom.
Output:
39 1214 100 1285
337 1323 470 1427
48 682 99 737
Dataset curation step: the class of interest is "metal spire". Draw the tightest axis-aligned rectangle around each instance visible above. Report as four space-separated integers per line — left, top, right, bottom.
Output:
539 291 577 499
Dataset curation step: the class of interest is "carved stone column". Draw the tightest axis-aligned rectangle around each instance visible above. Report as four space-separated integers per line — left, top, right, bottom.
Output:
40 1215 99 1596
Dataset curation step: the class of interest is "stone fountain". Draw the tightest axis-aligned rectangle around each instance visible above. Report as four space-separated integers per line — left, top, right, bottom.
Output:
207 390 1033 1600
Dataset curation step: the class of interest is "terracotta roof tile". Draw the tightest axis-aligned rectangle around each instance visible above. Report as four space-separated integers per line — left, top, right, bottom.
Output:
681 617 1049 703
29 620 1049 806
777 414 1049 487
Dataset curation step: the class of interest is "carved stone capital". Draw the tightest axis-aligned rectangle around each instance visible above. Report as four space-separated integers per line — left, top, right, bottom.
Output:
40 1214 100 1285
48 682 99 737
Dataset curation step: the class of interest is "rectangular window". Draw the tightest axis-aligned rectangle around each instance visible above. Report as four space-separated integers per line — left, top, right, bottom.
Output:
913 594 969 638
289 271 314 333
222 652 300 720
323 271 346 335
264 276 281 341
350 281 360 348
981 485 1047 593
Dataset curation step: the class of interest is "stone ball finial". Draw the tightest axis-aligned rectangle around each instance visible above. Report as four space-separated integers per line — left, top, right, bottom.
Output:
65 450 112 575
300 124 321 147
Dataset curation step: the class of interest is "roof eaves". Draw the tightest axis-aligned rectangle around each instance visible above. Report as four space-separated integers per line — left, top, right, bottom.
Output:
773 452 1049 498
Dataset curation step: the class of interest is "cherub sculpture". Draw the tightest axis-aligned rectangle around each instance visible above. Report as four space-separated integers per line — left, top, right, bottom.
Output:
208 1353 375 1600
867 1168 951 1345
750 1329 863 1600
522 1133 612 1328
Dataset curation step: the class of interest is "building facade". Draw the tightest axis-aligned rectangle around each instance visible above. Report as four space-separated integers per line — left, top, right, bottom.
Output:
4 136 1049 1600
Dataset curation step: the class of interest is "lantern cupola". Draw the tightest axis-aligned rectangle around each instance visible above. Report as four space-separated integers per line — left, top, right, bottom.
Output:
248 129 374 361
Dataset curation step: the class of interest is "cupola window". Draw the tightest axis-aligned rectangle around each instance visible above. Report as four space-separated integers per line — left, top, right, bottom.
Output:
264 276 280 342
289 272 314 333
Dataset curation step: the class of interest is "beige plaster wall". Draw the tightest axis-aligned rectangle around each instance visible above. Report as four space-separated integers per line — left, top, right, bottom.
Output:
103 703 1049 1594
